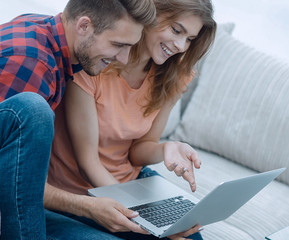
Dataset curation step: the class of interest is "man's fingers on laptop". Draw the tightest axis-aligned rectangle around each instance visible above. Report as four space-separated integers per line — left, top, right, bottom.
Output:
90 198 133 232
168 224 203 240
116 204 149 234
121 218 149 234
168 236 188 240
181 224 203 237
93 198 146 233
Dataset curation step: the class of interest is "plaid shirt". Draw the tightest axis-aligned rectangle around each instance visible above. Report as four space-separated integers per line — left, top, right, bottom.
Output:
0 13 73 110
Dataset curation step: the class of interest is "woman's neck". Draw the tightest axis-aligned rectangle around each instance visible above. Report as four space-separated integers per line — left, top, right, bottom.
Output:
120 45 152 89
120 63 149 89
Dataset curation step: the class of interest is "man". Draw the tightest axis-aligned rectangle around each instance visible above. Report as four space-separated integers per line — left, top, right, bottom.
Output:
0 0 156 239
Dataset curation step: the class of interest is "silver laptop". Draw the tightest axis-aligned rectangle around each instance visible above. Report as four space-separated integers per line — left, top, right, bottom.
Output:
88 168 285 238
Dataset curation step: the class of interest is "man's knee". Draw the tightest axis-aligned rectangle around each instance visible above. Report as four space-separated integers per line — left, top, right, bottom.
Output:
0 92 55 141
19 92 55 140
11 92 54 117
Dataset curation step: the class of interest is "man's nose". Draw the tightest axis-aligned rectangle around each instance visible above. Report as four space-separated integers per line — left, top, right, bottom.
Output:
116 47 131 65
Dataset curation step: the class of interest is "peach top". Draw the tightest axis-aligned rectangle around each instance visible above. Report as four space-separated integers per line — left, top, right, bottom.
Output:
48 67 160 195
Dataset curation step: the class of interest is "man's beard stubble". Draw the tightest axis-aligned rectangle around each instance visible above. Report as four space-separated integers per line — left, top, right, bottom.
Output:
74 36 100 76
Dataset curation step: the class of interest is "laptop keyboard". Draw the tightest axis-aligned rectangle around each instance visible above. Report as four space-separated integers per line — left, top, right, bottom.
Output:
129 196 195 228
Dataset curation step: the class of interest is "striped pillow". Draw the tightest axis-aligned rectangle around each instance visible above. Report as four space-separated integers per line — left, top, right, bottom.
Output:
161 99 181 138
171 23 289 185
162 23 236 139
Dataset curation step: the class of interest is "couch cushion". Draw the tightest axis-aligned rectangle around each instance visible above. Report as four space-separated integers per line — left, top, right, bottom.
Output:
171 22 289 185
180 23 236 116
162 23 235 139
161 99 181 138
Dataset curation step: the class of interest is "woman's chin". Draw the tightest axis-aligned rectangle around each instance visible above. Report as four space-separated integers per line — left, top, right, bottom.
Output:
152 56 167 65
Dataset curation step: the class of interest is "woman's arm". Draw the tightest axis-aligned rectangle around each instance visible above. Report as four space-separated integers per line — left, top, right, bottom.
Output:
129 94 179 165
64 81 118 186
129 96 201 191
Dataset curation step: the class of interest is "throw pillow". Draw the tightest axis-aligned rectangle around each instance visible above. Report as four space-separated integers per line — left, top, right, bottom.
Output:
180 23 236 116
161 99 181 138
171 22 289 185
162 23 235 139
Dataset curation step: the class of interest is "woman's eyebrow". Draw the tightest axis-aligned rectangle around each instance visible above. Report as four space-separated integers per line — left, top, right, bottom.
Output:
175 22 198 38
175 22 187 34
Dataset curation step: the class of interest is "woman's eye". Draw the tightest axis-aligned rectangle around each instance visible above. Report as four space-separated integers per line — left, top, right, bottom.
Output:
172 26 180 34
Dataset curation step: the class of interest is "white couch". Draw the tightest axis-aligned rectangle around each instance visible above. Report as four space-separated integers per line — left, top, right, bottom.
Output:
151 23 289 240
2 3 289 238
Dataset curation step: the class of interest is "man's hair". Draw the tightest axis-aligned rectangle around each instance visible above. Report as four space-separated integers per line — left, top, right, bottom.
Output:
63 0 156 34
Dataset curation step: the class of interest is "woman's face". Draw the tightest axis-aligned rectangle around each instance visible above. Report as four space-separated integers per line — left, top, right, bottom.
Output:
145 14 203 65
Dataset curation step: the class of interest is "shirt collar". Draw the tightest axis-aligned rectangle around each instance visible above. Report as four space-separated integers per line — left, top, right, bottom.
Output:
51 13 74 81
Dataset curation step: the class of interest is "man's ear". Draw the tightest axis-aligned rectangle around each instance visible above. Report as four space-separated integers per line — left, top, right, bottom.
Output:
75 16 92 36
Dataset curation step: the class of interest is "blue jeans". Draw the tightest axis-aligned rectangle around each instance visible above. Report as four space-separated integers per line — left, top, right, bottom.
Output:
46 167 203 240
0 92 55 240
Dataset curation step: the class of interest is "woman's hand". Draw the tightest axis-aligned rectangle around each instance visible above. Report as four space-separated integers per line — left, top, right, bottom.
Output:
163 141 201 192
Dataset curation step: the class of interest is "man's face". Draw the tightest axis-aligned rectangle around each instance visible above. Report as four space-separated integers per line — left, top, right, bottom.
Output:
74 16 143 76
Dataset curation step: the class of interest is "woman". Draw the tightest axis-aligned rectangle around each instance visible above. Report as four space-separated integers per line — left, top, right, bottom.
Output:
48 0 216 239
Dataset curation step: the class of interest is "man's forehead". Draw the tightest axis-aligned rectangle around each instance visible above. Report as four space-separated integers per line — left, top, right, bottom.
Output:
105 18 143 45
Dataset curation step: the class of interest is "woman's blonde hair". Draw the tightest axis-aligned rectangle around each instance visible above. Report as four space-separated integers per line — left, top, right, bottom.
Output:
113 0 216 116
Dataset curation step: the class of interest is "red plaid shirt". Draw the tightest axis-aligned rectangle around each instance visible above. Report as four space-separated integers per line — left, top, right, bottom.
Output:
0 13 74 110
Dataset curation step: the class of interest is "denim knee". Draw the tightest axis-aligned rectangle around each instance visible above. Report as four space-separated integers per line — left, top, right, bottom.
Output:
0 92 55 146
6 92 54 140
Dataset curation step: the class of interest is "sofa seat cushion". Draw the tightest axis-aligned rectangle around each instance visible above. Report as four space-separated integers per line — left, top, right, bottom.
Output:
149 148 289 240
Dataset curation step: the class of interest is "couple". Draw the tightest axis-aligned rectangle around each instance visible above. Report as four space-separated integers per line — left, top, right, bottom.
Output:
0 0 216 239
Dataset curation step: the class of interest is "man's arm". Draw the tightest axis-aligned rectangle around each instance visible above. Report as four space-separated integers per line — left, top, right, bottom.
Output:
0 56 54 105
44 183 147 233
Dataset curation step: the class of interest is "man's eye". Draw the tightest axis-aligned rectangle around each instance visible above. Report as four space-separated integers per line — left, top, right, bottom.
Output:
114 43 124 48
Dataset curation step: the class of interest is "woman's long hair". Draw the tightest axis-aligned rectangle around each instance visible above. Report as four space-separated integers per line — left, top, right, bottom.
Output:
112 0 216 116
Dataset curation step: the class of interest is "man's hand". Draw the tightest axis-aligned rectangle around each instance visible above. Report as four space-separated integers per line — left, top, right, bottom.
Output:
163 141 201 192
45 184 148 234
168 225 203 240
85 196 148 234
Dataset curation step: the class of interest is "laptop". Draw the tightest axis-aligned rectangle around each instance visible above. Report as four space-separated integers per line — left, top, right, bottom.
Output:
88 168 285 238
